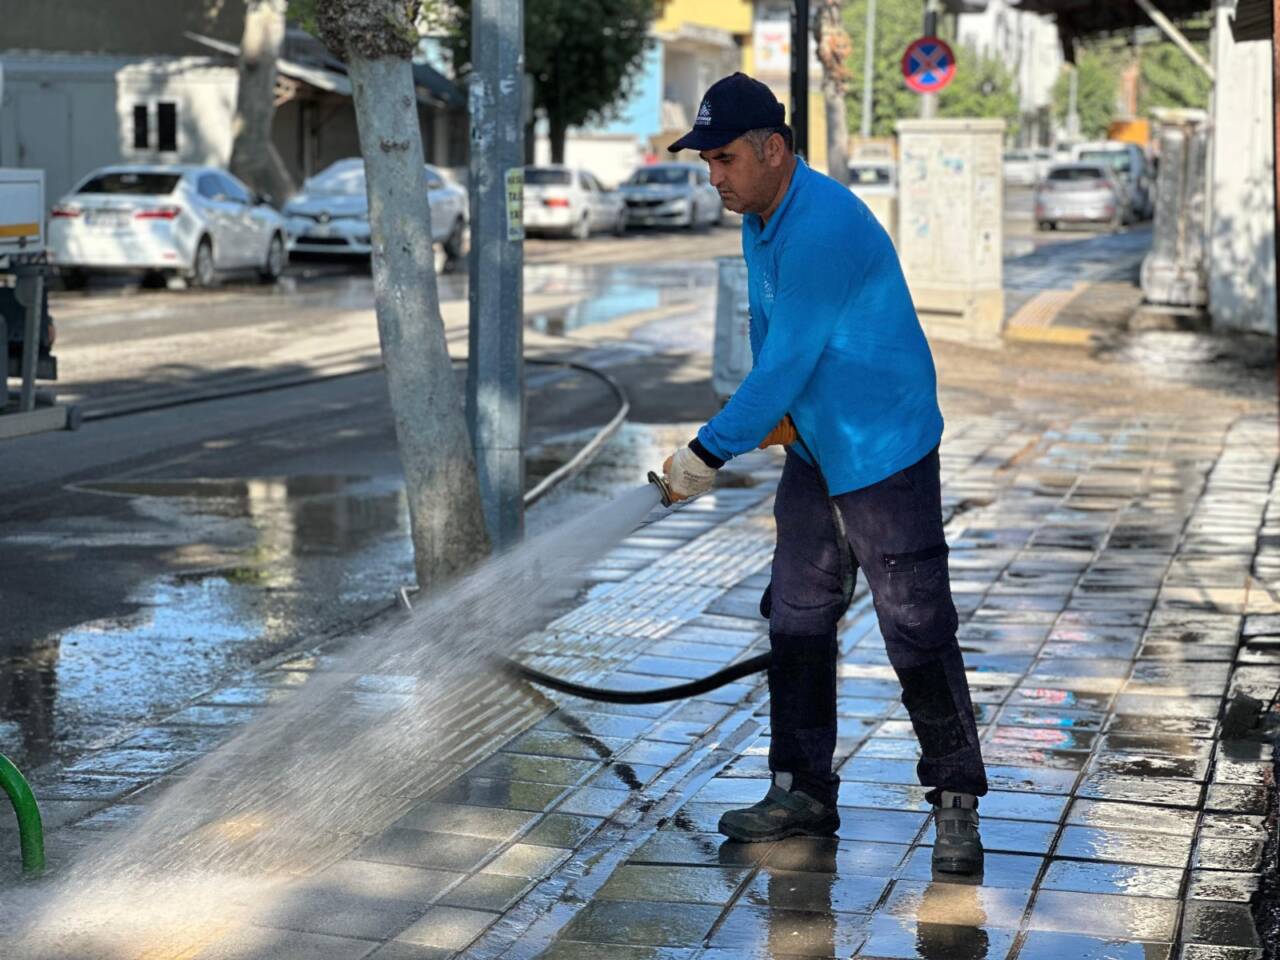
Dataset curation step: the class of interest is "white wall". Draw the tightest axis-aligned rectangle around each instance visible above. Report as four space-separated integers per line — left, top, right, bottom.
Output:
0 54 235 201
1207 5 1276 335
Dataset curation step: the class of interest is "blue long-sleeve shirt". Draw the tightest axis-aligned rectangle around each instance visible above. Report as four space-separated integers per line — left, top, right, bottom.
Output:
696 157 943 496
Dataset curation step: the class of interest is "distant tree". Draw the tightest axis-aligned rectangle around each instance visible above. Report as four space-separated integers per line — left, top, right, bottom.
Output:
938 41 1020 135
443 0 654 164
844 0 921 139
1051 48 1122 141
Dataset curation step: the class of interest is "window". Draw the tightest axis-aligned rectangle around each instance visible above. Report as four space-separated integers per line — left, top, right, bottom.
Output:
423 168 444 191
79 172 181 195
1048 166 1107 182
217 173 251 204
697 169 710 185
197 174 223 200
580 172 600 193
524 168 570 186
132 105 149 151
157 102 178 152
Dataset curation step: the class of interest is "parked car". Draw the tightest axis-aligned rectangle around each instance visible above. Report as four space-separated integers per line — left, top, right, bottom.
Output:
617 163 722 229
48 165 287 288
846 161 896 199
1035 163 1129 230
1073 141 1153 220
283 159 468 258
1002 150 1038 187
522 166 626 239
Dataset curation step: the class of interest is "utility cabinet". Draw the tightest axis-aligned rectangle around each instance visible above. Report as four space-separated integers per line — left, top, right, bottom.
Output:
895 118 1005 346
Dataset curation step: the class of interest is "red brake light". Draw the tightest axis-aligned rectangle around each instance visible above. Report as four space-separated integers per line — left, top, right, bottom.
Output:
135 206 182 220
51 206 80 218
542 197 571 208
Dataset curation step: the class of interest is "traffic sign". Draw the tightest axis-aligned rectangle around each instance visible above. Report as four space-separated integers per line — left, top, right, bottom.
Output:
901 36 956 95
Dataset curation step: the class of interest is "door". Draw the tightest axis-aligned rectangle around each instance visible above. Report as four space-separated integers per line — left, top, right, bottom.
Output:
580 172 606 229
217 173 265 266
17 89 73 202
195 172 238 267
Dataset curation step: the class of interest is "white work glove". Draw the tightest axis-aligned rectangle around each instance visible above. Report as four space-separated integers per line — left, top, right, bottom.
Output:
662 446 717 502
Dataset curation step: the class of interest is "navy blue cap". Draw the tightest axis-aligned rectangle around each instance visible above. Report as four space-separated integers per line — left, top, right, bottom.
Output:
668 73 786 153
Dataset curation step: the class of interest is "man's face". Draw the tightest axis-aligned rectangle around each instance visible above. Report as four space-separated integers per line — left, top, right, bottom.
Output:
700 134 785 215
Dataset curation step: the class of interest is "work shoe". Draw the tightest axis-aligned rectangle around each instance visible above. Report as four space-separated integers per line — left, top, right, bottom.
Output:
932 793 984 876
717 781 840 842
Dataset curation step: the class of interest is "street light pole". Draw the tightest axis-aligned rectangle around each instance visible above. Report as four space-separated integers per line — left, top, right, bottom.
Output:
467 0 525 548
860 0 876 139
791 0 810 158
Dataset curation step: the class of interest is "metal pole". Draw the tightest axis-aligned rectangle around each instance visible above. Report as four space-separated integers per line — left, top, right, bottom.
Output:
860 0 876 139
14 269 42 414
920 0 939 119
1067 63 1080 143
467 0 526 548
791 0 810 157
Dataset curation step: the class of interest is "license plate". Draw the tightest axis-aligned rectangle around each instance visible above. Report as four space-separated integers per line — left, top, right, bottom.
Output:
86 210 129 228
308 224 332 238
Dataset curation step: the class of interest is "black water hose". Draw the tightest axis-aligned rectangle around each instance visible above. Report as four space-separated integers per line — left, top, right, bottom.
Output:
499 651 772 704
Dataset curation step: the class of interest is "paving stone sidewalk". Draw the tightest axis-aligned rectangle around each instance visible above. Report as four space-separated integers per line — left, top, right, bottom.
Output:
6 410 1280 960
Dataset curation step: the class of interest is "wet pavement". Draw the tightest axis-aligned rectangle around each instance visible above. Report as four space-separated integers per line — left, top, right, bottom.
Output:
4 393 1278 958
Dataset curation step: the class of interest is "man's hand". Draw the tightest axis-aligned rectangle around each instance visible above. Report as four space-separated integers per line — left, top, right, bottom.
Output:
662 446 717 502
758 415 797 449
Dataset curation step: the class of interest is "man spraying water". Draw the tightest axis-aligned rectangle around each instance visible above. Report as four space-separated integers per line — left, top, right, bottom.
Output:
659 73 987 876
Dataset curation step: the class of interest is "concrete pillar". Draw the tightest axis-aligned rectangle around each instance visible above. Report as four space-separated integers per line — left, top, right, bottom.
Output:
1208 2 1276 335
895 118 1005 346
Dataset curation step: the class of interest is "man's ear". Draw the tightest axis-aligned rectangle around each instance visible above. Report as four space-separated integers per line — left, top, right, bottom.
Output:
767 133 785 167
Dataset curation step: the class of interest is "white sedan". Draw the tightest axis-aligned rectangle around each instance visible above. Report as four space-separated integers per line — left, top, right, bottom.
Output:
48 165 287 288
522 166 626 239
283 159 468 259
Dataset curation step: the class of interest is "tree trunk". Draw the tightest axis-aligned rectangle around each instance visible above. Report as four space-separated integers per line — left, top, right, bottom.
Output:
813 0 851 185
549 116 568 165
228 0 295 203
347 54 492 586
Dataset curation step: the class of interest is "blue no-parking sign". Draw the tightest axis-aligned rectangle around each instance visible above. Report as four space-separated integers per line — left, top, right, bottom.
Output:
902 36 956 94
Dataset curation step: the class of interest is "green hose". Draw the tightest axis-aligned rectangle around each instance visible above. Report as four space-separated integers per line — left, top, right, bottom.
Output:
0 753 45 877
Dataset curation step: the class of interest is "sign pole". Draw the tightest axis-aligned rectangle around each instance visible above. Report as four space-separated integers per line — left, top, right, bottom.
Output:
920 0 940 118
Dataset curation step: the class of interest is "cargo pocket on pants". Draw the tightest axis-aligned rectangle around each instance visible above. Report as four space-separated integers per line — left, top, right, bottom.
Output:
878 544 958 648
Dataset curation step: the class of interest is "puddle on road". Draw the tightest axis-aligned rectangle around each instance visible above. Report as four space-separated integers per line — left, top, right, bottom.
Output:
525 262 714 340
1094 329 1274 395
1 475 414 771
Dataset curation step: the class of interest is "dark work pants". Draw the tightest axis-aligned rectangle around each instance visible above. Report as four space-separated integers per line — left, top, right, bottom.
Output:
767 446 988 807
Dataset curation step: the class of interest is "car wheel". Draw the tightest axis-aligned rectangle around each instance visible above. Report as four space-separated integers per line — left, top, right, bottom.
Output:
190 237 216 288
444 217 467 261
258 233 286 283
60 267 88 291
572 213 590 241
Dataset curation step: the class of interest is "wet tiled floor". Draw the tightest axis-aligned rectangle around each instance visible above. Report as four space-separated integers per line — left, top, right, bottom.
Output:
4 414 1279 959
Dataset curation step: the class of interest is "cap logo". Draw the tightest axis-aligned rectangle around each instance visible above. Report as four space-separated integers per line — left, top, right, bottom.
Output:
695 99 712 127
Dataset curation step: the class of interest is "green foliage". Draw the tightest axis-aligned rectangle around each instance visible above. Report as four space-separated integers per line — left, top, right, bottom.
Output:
1051 48 1121 141
938 42 1020 133
1051 40 1212 141
841 1 1019 138
443 0 654 146
1139 41 1211 114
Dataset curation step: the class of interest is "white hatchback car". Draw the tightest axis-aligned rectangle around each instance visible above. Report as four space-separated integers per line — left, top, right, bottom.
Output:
522 166 626 239
283 159 468 258
48 165 287 287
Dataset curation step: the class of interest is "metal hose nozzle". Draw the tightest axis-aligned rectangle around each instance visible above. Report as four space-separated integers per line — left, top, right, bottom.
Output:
647 470 674 508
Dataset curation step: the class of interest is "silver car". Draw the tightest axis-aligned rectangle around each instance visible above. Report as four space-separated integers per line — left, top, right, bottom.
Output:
284 159 468 258
48 164 287 288
1035 163 1128 230
523 166 626 239
618 163 722 229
